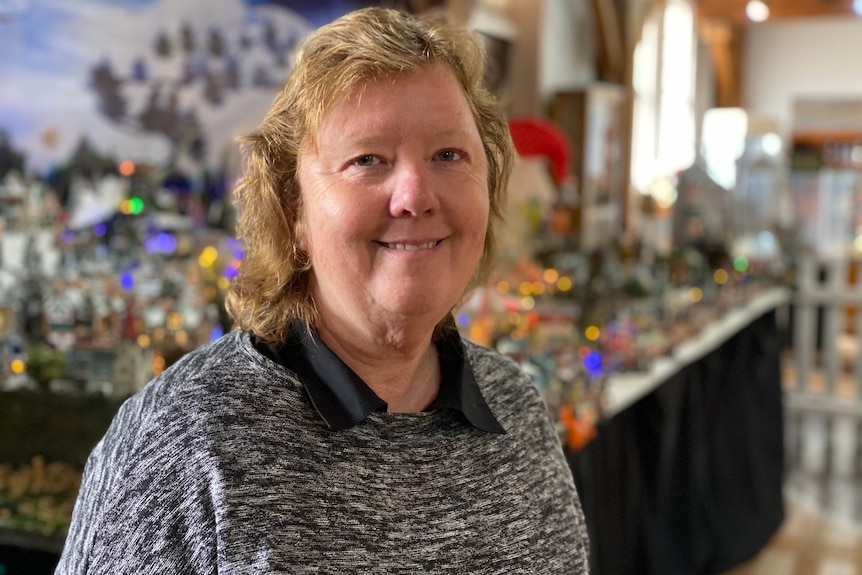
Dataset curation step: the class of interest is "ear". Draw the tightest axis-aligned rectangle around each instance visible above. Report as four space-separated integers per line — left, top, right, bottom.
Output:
293 214 311 261
294 217 308 252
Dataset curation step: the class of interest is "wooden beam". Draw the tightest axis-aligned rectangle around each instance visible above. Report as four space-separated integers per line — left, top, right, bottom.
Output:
590 0 625 83
698 19 745 107
697 0 860 26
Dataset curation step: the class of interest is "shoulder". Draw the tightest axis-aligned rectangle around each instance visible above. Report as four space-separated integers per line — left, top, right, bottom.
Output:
152 329 263 392
61 331 300 568
463 339 533 394
462 338 519 373
136 329 280 407
462 340 550 428
95 332 248 451
98 330 296 467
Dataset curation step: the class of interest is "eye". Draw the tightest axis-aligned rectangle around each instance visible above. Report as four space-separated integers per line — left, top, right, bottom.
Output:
435 149 464 162
352 154 381 167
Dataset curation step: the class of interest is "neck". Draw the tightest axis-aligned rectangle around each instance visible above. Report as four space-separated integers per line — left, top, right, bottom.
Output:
314 313 442 413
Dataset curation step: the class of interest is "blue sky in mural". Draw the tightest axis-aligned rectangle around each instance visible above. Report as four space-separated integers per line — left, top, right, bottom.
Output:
0 0 372 175
244 0 377 27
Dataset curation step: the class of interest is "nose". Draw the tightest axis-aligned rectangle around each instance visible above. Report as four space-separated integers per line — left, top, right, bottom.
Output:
388 162 439 217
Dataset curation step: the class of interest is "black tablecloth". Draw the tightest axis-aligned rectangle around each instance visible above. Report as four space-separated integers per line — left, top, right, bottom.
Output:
569 310 786 575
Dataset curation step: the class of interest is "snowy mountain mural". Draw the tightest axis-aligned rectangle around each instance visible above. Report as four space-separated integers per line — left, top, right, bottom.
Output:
0 0 375 176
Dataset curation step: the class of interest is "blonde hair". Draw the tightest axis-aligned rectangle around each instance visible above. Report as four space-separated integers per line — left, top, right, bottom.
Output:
226 7 513 344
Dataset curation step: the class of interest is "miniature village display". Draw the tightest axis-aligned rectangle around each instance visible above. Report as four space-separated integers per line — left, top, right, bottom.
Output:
0 118 792 544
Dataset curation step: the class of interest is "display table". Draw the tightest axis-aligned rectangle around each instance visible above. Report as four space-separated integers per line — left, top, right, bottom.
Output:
570 288 789 575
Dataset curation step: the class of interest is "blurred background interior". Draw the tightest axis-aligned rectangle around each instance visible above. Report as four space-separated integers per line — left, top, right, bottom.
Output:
1 0 861 573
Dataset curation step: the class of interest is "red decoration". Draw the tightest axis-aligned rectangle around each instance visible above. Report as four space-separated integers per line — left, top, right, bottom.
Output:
507 117 572 185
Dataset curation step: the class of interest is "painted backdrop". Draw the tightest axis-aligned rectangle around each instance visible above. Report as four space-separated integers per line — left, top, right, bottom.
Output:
0 0 374 176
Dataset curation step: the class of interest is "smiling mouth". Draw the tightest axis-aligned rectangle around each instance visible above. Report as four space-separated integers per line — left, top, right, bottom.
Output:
380 240 441 251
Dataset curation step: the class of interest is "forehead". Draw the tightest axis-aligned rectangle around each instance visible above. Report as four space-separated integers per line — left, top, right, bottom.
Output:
309 64 477 145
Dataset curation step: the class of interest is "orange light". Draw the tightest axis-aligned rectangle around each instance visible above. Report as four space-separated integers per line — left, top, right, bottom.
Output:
543 268 560 284
152 351 165 376
119 160 136 177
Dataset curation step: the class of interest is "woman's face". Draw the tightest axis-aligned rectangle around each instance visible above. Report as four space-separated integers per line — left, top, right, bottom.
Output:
297 63 490 332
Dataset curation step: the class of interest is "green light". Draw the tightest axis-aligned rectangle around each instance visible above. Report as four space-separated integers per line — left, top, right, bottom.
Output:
129 196 144 214
733 256 749 272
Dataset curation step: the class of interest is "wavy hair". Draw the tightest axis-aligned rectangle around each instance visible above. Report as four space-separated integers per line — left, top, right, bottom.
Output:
226 7 513 344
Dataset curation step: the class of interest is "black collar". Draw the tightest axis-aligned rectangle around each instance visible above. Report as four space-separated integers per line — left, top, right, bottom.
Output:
252 320 505 434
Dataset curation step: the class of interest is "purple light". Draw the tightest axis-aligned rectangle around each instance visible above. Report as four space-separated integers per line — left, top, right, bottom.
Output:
222 265 238 280
143 232 177 254
120 270 134 291
93 223 106 237
209 326 224 341
583 351 602 372
155 232 177 253
226 237 244 261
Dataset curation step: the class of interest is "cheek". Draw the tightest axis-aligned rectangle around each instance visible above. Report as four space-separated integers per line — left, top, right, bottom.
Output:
473 196 491 259
468 190 491 239
301 198 369 261
465 168 491 227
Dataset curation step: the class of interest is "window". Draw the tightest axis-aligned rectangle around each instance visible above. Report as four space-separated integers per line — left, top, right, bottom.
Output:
630 0 696 205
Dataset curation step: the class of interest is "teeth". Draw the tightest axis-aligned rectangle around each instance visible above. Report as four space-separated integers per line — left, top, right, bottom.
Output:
386 241 437 251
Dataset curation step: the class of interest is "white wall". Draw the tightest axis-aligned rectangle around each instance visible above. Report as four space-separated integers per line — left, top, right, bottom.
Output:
539 0 596 104
743 17 862 139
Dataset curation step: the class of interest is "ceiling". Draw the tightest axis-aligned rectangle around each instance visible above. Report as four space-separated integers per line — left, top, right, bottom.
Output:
697 0 861 25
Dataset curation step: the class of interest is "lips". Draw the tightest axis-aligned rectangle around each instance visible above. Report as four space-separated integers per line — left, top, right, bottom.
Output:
383 240 440 251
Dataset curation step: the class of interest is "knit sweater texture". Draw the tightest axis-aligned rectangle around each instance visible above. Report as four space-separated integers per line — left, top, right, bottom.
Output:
55 330 590 574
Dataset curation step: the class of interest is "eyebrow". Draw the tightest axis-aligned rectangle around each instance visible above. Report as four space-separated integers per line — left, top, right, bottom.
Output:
338 127 478 146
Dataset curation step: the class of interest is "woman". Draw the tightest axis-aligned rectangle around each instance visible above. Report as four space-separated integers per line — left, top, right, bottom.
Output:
56 7 590 574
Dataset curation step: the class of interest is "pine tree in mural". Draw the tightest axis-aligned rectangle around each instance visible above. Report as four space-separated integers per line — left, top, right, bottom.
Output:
87 17 302 168
45 137 118 206
0 128 27 179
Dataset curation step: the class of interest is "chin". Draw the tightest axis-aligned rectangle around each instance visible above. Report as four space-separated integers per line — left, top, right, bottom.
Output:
382 294 457 322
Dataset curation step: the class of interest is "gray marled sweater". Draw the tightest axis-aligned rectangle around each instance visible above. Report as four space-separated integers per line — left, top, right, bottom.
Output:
56 330 590 573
